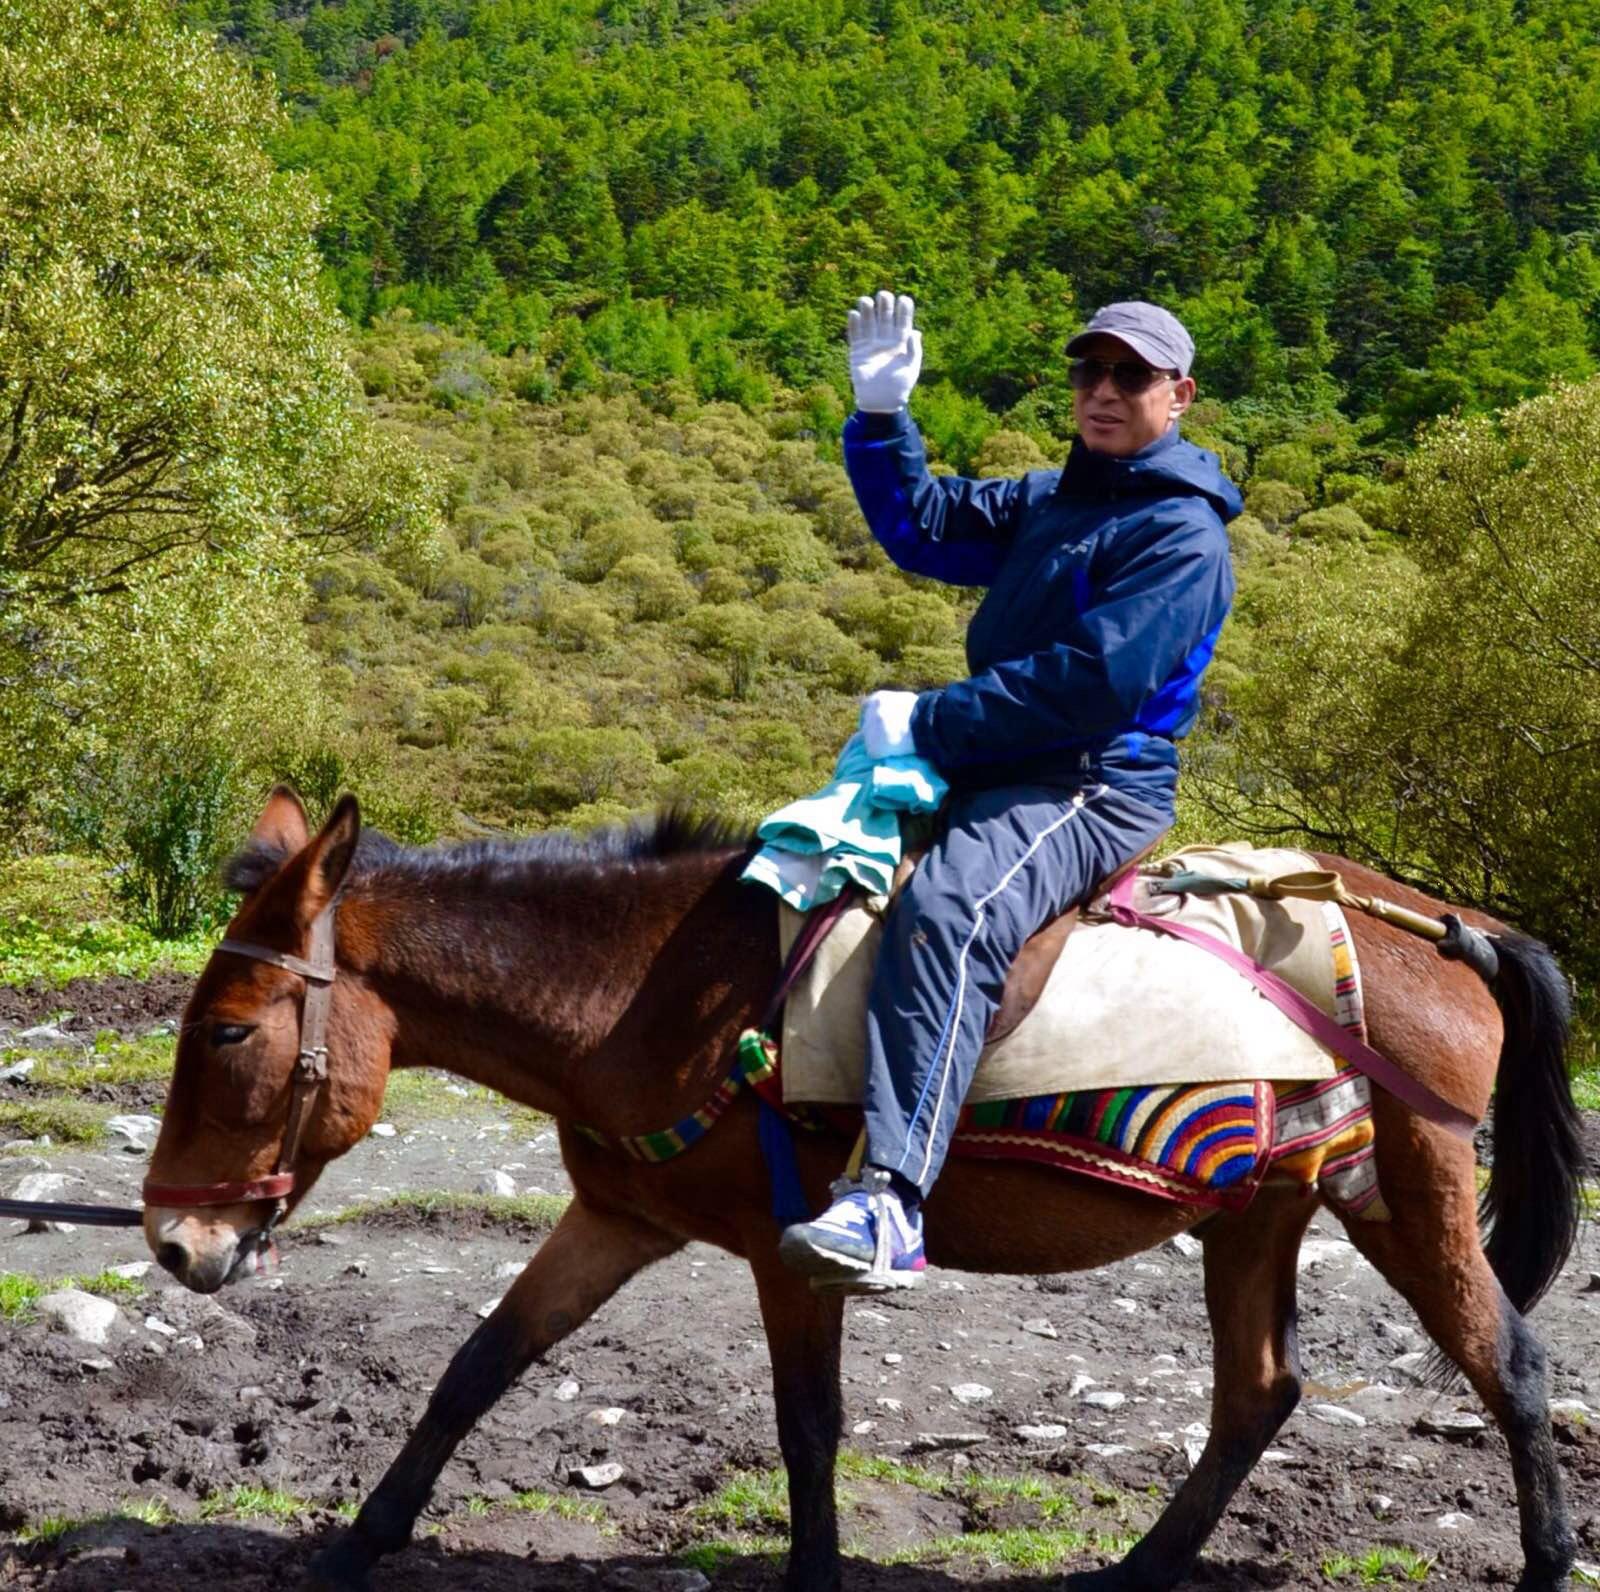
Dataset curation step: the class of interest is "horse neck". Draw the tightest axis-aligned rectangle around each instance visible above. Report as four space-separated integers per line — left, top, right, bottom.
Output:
337 849 776 1130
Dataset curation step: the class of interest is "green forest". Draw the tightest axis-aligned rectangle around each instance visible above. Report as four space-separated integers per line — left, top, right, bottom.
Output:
1 0 1597 1026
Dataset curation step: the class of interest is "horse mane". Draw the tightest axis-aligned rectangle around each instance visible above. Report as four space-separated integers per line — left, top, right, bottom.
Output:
222 806 756 898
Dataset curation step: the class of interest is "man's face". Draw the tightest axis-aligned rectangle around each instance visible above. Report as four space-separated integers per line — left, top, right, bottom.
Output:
1070 333 1196 457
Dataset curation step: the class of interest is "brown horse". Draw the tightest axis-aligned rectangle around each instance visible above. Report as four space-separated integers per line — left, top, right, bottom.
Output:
143 788 1584 1591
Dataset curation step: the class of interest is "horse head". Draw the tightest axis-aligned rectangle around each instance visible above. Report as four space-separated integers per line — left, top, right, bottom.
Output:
144 787 391 1292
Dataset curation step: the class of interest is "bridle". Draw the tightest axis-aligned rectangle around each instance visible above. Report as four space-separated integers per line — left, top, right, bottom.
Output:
140 905 338 1244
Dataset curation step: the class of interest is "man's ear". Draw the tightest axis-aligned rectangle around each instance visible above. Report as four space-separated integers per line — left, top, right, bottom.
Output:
297 794 362 923
1170 375 1197 423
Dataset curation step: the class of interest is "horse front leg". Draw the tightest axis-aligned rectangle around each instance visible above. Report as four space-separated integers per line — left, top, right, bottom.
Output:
301 1199 681 1592
751 1253 846 1592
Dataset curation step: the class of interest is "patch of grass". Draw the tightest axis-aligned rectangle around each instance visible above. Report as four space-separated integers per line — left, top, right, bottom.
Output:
504 1489 608 1526
693 1468 790 1531
834 1451 946 1491
15 1514 75 1546
3 1031 175 1091
118 1496 177 1527
1322 1545 1434 1583
966 1471 1078 1523
0 853 214 986
676 1535 788 1574
199 1486 306 1523
0 1098 108 1144
884 1526 1136 1571
0 1268 148 1320
295 1190 571 1234
379 1067 549 1132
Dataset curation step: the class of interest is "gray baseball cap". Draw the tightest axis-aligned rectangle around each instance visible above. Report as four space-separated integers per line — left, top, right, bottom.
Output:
1066 302 1195 377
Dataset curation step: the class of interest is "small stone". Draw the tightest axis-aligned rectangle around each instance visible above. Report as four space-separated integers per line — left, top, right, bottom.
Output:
79 1357 114 1373
0 1058 36 1083
1084 1443 1132 1458
477 1170 516 1197
852 1420 875 1436
1387 1351 1428 1382
9 1171 77 1232
1416 1411 1485 1439
1435 1511 1473 1530
882 1353 903 1366
343 1260 369 1278
1112 1297 1139 1314
107 1261 151 1280
1066 1372 1098 1398
1165 1233 1202 1258
570 1462 625 1490
876 1398 903 1414
1386 1453 1424 1474
144 1316 178 1338
16 1024 72 1047
1369 1494 1393 1517
950 1383 993 1405
35 1289 119 1346
313 1231 347 1247
1016 1423 1069 1442
554 1378 581 1402
104 1114 161 1153
1549 1398 1592 1419
1307 1403 1367 1428
1183 1439 1205 1469
1020 1317 1058 1340
908 1432 986 1451
1082 1389 1126 1411
1260 1449 1293 1462
368 1123 397 1138
588 1407 628 1427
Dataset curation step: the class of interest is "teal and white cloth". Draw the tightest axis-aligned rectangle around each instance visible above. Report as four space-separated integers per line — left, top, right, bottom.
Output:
741 733 948 910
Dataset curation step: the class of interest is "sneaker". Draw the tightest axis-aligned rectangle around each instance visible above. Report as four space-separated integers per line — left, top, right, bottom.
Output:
778 1167 926 1293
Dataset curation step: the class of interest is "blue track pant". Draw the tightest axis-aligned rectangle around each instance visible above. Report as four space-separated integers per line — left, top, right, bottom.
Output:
863 779 1173 1198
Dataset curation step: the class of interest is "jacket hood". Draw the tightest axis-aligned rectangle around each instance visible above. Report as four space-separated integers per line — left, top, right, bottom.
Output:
1063 428 1243 523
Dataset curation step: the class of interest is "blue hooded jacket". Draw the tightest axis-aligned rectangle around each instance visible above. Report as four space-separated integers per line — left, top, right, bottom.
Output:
843 408 1241 806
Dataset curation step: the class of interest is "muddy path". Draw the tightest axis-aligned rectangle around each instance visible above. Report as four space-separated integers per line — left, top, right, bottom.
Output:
2 980 1599 1590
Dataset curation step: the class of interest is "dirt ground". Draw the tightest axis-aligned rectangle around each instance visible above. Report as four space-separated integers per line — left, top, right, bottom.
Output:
2 975 1599 1591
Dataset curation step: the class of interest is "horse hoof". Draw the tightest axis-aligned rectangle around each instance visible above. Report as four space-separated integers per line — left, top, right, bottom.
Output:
299 1540 374 1592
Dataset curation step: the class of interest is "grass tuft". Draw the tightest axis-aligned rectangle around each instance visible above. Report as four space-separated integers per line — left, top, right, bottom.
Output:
295 1191 571 1233
199 1486 306 1523
1322 1546 1434 1583
0 1268 147 1320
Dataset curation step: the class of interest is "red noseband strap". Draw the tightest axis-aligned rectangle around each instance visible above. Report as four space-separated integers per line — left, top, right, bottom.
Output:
142 908 337 1220
141 1174 297 1207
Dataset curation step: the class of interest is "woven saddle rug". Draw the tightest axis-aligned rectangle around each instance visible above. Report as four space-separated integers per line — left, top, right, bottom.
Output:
770 842 1390 1216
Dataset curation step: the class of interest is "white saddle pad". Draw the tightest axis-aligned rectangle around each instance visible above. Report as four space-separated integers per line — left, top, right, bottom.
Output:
779 844 1349 1105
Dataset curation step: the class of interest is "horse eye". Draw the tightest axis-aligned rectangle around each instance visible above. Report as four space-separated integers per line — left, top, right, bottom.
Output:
211 1023 254 1047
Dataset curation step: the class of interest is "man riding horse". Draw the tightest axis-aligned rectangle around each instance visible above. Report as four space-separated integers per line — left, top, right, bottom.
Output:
779 293 1243 1291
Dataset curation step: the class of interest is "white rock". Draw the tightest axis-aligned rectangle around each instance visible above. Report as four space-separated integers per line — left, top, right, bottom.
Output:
1165 1233 1202 1258
1084 1442 1132 1458
368 1123 397 1138
9 1171 78 1232
951 1382 993 1405
1183 1439 1206 1469
1417 1411 1485 1439
876 1397 903 1414
104 1114 161 1153
1016 1424 1069 1441
853 1308 891 1325
477 1169 517 1197
1549 1398 1592 1418
570 1462 625 1490
553 1378 581 1402
1020 1317 1058 1340
1369 1494 1393 1517
1112 1297 1139 1314
852 1420 875 1436
1386 1453 1424 1474
910 1432 986 1450
1388 1351 1428 1381
882 1352 903 1366
1435 1511 1473 1530
588 1407 628 1427
1307 1403 1366 1428
79 1357 114 1373
0 1058 36 1082
1260 1449 1293 1462
107 1261 151 1280
1066 1372 1098 1398
36 1289 119 1346
16 1024 72 1047
144 1315 178 1337
1082 1389 1126 1411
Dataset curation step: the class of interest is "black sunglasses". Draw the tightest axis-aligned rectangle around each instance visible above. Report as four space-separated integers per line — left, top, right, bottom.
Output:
1068 357 1178 395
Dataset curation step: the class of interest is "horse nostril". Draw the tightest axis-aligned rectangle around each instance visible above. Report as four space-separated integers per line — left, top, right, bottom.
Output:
156 1241 187 1276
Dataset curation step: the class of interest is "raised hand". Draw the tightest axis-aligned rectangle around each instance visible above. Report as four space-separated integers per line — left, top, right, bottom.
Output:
847 290 923 414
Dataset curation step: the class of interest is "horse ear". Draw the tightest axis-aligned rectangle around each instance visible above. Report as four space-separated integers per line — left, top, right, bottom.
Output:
252 786 310 856
298 793 362 921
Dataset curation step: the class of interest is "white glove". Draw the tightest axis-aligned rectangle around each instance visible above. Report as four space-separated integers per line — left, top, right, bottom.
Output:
847 291 923 414
860 690 920 759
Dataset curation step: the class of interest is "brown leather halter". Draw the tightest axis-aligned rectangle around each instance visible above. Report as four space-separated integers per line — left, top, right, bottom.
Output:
141 906 337 1237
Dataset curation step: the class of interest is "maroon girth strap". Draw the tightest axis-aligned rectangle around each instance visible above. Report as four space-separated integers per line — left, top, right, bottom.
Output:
141 908 337 1217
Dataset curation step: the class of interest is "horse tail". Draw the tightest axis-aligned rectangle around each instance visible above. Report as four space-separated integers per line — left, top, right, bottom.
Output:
1478 930 1583 1315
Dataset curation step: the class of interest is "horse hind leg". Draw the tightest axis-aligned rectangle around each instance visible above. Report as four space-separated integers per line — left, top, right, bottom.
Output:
1068 1187 1317 1590
1336 1115 1576 1591
300 1199 681 1592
